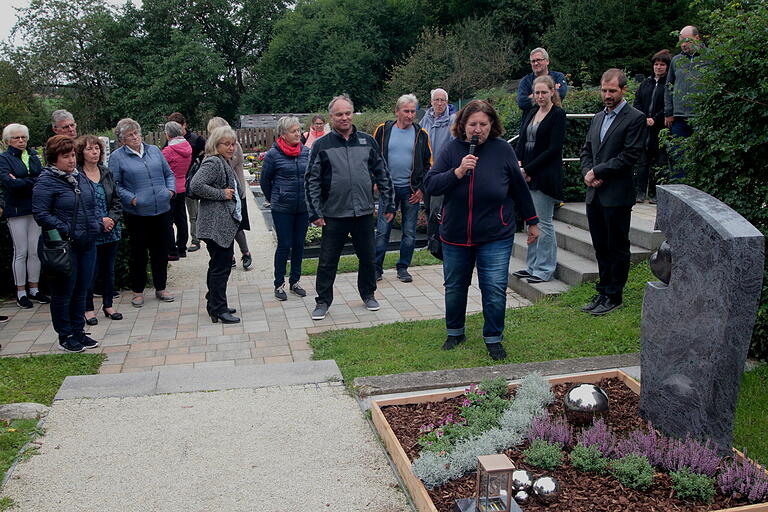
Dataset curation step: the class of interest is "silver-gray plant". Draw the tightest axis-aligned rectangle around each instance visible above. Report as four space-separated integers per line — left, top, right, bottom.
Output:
413 373 553 488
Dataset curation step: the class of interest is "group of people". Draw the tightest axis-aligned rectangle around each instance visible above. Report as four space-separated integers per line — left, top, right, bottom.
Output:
2 26 702 358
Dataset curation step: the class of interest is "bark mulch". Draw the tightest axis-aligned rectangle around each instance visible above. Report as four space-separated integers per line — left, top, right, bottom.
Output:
380 377 754 512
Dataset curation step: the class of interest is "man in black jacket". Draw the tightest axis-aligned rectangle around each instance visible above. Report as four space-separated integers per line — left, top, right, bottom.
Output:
305 94 395 321
580 69 646 316
372 94 432 283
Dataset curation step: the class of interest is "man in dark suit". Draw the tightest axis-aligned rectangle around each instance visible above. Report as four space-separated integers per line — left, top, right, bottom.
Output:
580 69 646 315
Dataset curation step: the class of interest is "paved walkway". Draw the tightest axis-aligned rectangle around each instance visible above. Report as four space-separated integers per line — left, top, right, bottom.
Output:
0 189 530 371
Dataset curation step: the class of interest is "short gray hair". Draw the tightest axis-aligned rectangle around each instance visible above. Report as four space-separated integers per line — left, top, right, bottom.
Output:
276 116 301 136
328 93 354 114
164 121 183 138
207 116 229 132
2 123 29 143
51 109 74 129
430 88 448 101
204 126 237 156
395 94 418 111
530 47 549 61
114 118 142 143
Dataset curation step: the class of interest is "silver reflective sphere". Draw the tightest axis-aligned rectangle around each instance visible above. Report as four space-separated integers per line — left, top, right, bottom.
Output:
564 383 609 426
650 240 672 285
532 476 561 504
514 490 530 505
511 469 533 491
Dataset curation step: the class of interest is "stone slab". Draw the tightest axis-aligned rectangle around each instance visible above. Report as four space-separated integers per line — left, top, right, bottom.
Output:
55 372 159 401
352 352 640 397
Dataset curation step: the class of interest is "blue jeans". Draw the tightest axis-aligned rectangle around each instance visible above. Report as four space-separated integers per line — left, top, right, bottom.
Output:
49 240 96 342
668 117 693 179
85 241 119 311
272 210 309 288
442 237 513 344
526 190 558 281
375 186 420 272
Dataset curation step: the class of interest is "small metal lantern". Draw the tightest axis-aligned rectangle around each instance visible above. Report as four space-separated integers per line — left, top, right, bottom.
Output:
475 454 515 512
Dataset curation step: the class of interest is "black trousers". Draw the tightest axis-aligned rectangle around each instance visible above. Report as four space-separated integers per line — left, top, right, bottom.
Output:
124 212 170 293
168 192 189 256
315 215 376 306
203 238 234 315
586 197 632 302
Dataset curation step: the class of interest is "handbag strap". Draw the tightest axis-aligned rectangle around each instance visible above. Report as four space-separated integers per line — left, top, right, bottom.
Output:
66 180 81 241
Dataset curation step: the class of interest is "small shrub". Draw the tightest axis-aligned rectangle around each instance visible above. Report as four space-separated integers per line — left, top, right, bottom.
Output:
614 422 662 466
478 376 509 400
523 439 564 470
671 467 716 503
305 225 322 245
577 418 615 457
570 444 609 474
610 454 655 490
660 435 721 477
717 454 768 503
527 412 572 448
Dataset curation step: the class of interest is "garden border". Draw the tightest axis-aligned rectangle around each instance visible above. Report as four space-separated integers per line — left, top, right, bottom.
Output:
370 369 768 512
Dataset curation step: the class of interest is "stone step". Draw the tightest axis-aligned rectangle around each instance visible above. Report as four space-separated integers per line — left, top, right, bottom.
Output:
554 202 665 251
513 233 599 286
507 255 571 301
553 219 652 264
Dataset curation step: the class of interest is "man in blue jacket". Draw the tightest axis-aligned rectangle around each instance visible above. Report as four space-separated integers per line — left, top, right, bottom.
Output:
305 94 395 321
517 48 568 117
372 94 432 283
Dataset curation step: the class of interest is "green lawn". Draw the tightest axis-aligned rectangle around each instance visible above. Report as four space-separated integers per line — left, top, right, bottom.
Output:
733 363 768 467
295 247 441 276
0 354 104 484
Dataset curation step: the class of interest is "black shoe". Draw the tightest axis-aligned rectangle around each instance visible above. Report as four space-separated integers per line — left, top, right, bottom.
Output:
227 308 237 314
168 254 180 261
0 315 9 324
512 269 531 279
178 251 187 258
275 285 288 301
210 312 240 324
396 267 413 283
375 270 383 281
312 303 329 320
30 292 51 304
102 307 123 320
78 335 100 349
526 275 546 283
231 257 237 268
188 242 201 252
290 282 307 297
16 296 33 309
580 294 607 312
242 253 253 271
59 337 85 353
590 298 623 316
85 315 99 326
441 334 466 351
487 343 507 361
113 291 120 298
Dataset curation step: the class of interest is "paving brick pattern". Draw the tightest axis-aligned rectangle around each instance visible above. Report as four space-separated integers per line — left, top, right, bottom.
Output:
0 266 530 373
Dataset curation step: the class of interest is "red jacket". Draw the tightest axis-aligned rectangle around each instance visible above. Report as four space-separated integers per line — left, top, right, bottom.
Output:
162 138 193 193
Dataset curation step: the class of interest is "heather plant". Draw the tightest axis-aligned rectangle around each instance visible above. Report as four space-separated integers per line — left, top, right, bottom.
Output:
671 467 716 503
717 454 768 503
570 444 609 474
526 412 572 448
614 422 662 466
523 440 564 470
660 435 721 477
577 418 615 457
609 454 655 490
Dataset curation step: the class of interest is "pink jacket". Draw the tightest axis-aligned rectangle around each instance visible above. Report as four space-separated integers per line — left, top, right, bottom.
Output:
162 138 193 193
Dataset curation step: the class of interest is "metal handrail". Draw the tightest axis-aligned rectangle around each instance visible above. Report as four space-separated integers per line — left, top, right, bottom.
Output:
507 113 596 164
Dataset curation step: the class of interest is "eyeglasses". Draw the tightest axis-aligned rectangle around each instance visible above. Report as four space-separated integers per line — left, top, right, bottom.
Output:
218 141 235 148
10 135 28 140
312 122 325 126
530 58 546 64
58 123 76 130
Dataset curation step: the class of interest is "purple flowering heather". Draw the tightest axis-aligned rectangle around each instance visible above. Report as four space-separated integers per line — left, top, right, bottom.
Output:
717 454 768 502
577 418 615 457
660 435 721 477
614 422 663 465
526 413 572 447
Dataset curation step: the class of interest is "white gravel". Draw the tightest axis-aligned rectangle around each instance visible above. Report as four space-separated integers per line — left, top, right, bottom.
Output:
4 384 409 512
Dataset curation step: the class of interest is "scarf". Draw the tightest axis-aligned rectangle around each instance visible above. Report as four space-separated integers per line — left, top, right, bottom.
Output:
304 128 326 149
49 166 80 189
277 136 301 157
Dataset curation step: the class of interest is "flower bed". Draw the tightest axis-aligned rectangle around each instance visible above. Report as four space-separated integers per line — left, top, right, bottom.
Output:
370 370 768 512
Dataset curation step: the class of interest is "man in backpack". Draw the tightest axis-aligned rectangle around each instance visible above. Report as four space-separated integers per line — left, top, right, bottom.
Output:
168 112 206 252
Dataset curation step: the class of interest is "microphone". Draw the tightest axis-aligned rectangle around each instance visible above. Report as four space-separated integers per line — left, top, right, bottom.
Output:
466 135 479 175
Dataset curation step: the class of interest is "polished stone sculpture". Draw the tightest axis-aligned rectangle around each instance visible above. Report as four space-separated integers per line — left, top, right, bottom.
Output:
639 185 764 453
563 383 610 425
532 476 560 504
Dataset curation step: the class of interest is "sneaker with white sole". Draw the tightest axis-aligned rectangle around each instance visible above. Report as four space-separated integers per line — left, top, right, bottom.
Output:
363 297 380 311
59 337 85 353
311 303 329 320
275 285 287 301
290 283 307 297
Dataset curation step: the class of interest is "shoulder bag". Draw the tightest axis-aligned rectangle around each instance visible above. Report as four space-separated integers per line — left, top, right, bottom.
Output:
40 184 80 278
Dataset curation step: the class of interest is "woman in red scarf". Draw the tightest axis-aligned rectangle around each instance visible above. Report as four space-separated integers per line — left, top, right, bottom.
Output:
300 115 329 149
261 117 311 301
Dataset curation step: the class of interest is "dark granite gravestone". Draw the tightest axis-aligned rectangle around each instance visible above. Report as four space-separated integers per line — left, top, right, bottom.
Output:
639 184 764 452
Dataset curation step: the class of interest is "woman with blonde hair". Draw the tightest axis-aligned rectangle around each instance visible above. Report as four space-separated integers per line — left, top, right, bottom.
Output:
207 117 252 270
189 126 242 323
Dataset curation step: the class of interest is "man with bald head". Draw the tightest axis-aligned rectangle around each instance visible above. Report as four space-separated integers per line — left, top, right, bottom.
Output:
51 110 77 138
664 25 705 175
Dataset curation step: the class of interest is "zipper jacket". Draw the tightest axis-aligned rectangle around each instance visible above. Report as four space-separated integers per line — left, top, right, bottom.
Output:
0 146 43 217
372 120 432 193
108 142 175 216
424 137 538 246
261 141 309 214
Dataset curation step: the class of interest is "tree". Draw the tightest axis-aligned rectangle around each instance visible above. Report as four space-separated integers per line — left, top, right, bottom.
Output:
0 61 50 145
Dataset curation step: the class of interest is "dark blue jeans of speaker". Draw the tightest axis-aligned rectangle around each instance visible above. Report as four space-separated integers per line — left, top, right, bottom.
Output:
272 210 309 288
442 236 513 344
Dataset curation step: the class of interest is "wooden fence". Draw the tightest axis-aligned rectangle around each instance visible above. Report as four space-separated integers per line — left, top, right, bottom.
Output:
143 127 276 152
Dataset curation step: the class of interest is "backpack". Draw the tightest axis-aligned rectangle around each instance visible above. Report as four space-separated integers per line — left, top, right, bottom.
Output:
184 155 204 200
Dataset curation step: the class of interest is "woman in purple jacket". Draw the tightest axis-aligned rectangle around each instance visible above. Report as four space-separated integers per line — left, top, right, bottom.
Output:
424 100 539 360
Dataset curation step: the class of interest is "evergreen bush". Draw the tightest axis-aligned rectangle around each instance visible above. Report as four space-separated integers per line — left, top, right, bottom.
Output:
671 467 716 503
523 439 564 470
570 444 610 474
610 454 655 490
